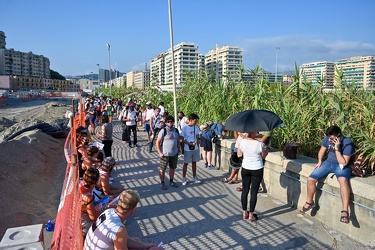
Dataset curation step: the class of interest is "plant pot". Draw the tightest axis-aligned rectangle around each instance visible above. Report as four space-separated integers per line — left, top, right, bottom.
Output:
282 143 298 159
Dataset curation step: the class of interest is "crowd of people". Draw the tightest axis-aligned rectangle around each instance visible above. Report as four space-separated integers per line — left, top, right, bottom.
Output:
75 95 354 248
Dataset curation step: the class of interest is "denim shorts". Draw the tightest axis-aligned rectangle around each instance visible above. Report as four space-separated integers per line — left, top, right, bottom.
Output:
183 149 200 163
309 161 351 180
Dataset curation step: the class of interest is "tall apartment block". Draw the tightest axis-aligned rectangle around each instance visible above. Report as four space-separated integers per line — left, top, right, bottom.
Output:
150 42 199 90
205 44 243 82
127 69 150 89
0 31 50 78
299 61 335 88
335 56 375 89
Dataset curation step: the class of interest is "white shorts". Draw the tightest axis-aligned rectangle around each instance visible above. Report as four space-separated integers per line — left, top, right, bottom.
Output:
183 149 200 163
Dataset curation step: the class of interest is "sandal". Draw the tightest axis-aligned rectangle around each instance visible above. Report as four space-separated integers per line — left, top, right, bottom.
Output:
236 185 243 192
249 213 258 222
221 177 231 183
300 201 315 214
228 179 240 184
242 211 249 220
340 210 349 224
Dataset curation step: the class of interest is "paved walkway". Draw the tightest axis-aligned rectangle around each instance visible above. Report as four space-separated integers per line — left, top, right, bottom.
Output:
96 120 370 250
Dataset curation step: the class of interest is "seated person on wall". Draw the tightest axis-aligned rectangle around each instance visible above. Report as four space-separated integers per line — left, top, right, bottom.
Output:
80 146 99 177
96 157 124 199
300 125 354 224
80 168 115 238
84 190 162 249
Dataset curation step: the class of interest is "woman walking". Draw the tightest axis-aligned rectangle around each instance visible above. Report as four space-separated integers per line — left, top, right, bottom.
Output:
237 131 269 222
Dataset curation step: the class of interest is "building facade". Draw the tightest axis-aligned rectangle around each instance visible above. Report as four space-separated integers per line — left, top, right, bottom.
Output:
13 76 79 92
335 56 375 89
205 44 243 83
300 61 335 88
150 42 199 89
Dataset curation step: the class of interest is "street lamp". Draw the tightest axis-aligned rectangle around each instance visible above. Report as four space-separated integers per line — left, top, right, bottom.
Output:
275 47 280 82
168 0 178 124
96 63 100 84
106 43 112 98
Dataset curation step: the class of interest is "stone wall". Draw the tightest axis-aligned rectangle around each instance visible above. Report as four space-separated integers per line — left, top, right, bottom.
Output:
211 138 375 247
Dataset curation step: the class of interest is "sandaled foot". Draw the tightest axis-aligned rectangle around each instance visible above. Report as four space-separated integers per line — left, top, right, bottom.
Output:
242 211 249 220
300 201 315 214
228 179 240 184
249 213 258 222
340 210 349 224
236 185 243 192
221 177 231 183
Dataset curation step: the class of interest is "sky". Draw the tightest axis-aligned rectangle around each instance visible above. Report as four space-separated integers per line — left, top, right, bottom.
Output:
1 0 375 77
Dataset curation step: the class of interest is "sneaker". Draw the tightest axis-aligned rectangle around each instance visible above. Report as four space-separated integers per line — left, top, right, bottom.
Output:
182 177 187 186
160 183 167 190
178 154 184 158
192 177 201 184
204 162 208 168
208 165 217 170
170 181 178 187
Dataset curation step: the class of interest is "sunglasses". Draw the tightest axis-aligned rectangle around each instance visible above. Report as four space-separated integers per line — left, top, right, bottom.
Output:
166 120 174 123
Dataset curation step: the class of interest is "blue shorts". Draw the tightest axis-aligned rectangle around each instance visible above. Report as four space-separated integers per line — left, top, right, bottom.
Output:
144 123 151 133
183 149 200 163
309 161 351 180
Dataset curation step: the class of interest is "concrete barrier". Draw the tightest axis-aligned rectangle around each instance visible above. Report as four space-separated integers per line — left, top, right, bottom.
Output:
211 138 375 247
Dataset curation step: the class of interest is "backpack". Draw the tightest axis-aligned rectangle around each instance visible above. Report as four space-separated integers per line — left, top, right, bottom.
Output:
343 143 368 177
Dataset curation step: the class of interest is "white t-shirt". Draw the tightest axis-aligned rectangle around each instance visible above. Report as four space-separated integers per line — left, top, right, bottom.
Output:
84 208 123 250
143 108 154 124
158 105 165 115
178 117 188 133
240 139 264 170
180 125 200 151
125 110 137 126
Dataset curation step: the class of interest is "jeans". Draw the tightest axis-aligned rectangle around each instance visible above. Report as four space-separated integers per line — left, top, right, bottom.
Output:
126 125 137 146
149 127 160 152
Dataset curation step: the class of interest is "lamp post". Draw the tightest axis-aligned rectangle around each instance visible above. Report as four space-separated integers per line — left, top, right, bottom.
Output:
96 63 100 84
168 0 178 124
275 47 280 82
106 43 112 98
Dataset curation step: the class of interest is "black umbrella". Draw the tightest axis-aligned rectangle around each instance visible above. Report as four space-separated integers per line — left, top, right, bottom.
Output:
225 109 283 133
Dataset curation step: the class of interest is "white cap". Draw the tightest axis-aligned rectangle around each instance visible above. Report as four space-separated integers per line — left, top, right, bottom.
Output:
146 101 152 105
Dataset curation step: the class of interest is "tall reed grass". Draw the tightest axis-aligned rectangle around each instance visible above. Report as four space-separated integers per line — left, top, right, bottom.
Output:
102 66 375 172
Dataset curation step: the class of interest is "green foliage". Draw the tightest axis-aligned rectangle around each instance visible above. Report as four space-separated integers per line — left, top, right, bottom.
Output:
104 66 375 169
50 69 66 80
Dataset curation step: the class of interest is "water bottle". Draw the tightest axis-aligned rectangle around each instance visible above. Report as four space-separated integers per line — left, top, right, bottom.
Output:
46 219 55 231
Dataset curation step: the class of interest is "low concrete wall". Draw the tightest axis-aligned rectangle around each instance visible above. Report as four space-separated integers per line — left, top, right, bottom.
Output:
212 138 375 247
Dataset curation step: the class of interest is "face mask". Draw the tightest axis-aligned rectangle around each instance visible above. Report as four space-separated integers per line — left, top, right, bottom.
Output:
84 141 89 145
166 124 173 129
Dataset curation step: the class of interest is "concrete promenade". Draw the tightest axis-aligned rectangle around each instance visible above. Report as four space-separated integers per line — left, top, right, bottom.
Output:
97 120 370 250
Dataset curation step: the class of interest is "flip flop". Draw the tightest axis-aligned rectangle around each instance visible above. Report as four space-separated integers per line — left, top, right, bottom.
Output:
228 180 240 184
300 201 315 214
221 177 231 183
236 185 243 192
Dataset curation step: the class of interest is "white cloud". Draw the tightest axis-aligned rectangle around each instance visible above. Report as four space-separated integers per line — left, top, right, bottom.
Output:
238 35 375 73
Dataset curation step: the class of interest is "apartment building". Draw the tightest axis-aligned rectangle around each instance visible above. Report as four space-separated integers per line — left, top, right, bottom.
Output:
13 76 79 92
205 44 243 82
335 56 375 89
300 61 335 88
150 42 199 90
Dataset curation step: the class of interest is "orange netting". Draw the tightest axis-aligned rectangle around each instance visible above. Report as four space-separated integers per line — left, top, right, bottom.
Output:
51 100 86 250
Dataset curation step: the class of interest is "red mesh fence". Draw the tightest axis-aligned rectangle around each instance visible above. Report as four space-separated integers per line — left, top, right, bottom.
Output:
51 101 86 250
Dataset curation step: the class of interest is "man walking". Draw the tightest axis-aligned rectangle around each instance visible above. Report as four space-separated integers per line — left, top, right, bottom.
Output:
124 105 138 147
179 113 201 185
143 101 154 144
156 116 180 190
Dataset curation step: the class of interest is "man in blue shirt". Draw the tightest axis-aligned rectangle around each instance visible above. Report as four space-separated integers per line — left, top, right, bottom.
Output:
300 125 354 224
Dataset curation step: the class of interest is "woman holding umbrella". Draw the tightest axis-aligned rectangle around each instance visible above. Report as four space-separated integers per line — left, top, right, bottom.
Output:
237 131 269 222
